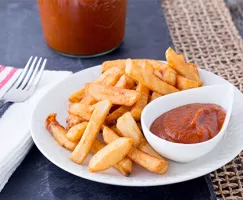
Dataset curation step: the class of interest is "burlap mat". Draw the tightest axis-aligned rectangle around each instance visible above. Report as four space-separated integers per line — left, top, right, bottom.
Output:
162 0 243 199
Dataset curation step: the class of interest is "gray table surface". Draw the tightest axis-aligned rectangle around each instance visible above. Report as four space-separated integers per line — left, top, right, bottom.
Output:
0 0 217 199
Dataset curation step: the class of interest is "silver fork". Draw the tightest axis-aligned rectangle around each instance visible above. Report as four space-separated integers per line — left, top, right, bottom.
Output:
0 56 47 108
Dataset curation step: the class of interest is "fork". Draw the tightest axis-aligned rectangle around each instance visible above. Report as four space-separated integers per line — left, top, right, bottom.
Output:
0 56 47 108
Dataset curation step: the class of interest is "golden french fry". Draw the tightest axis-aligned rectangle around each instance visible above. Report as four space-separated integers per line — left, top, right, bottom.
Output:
66 114 85 130
128 147 168 174
89 137 132 172
68 103 94 121
105 106 130 126
115 156 133 177
109 125 122 136
176 75 201 90
103 126 120 142
137 59 154 74
147 59 168 71
135 59 177 85
166 47 202 85
115 74 135 89
135 82 150 95
80 94 96 105
80 89 97 105
116 112 143 147
87 83 140 106
68 88 85 103
103 65 125 76
189 62 200 77
126 59 179 95
46 113 77 151
81 67 124 105
95 73 121 86
149 92 162 102
66 122 88 142
134 59 167 70
90 139 106 154
131 83 149 121
101 59 125 73
153 67 177 86
137 137 164 160
89 137 133 172
102 127 168 174
71 100 112 164
91 139 132 176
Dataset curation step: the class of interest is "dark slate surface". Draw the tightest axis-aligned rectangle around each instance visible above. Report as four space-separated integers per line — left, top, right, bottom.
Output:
0 0 216 200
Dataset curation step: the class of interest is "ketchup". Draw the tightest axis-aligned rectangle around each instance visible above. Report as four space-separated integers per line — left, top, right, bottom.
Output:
150 103 226 144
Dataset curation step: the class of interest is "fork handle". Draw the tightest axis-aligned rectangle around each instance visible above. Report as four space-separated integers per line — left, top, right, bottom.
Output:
0 99 7 109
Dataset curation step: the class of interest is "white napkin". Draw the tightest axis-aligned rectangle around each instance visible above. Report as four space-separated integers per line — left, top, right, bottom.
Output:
0 68 72 191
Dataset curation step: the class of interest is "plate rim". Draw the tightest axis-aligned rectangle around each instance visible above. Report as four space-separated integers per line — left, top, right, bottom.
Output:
31 64 243 186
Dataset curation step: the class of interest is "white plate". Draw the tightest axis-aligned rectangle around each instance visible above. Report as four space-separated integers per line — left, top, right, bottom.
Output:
31 65 243 186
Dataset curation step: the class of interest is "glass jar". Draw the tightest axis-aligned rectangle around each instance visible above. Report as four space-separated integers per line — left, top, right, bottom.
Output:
37 0 127 57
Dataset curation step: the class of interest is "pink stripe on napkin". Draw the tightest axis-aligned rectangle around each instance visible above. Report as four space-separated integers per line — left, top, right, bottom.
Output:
0 68 18 89
0 66 6 73
0 66 21 99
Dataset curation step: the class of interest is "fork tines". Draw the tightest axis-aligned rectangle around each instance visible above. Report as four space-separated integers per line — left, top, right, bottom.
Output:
14 56 47 91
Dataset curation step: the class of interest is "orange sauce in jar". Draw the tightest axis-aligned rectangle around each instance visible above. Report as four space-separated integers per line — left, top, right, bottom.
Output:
37 0 127 57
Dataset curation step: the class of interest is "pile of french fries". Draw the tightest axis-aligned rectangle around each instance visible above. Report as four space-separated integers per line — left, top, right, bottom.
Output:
45 48 203 176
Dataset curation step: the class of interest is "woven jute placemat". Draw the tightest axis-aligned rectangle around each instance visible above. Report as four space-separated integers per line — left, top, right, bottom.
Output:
162 0 243 199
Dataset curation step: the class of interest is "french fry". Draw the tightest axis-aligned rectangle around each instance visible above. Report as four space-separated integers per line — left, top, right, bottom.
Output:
137 137 164 160
103 126 122 143
116 112 143 147
149 92 162 102
101 59 125 73
134 59 177 86
95 73 121 86
126 59 179 95
102 127 168 174
66 122 88 142
71 100 112 164
68 103 94 121
89 137 133 172
147 59 168 71
131 83 149 121
46 113 77 151
104 126 163 160
68 88 85 103
176 75 201 90
115 74 135 89
80 89 97 105
109 125 122 136
135 82 150 96
105 106 130 126
128 147 168 174
91 139 133 176
153 67 177 86
189 63 200 77
134 59 166 70
87 83 140 106
66 114 85 130
166 47 202 85
103 65 125 76
82 70 123 105
138 59 154 74
80 94 96 105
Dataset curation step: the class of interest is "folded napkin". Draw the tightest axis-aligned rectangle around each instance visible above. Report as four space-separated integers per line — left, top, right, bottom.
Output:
0 65 71 191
